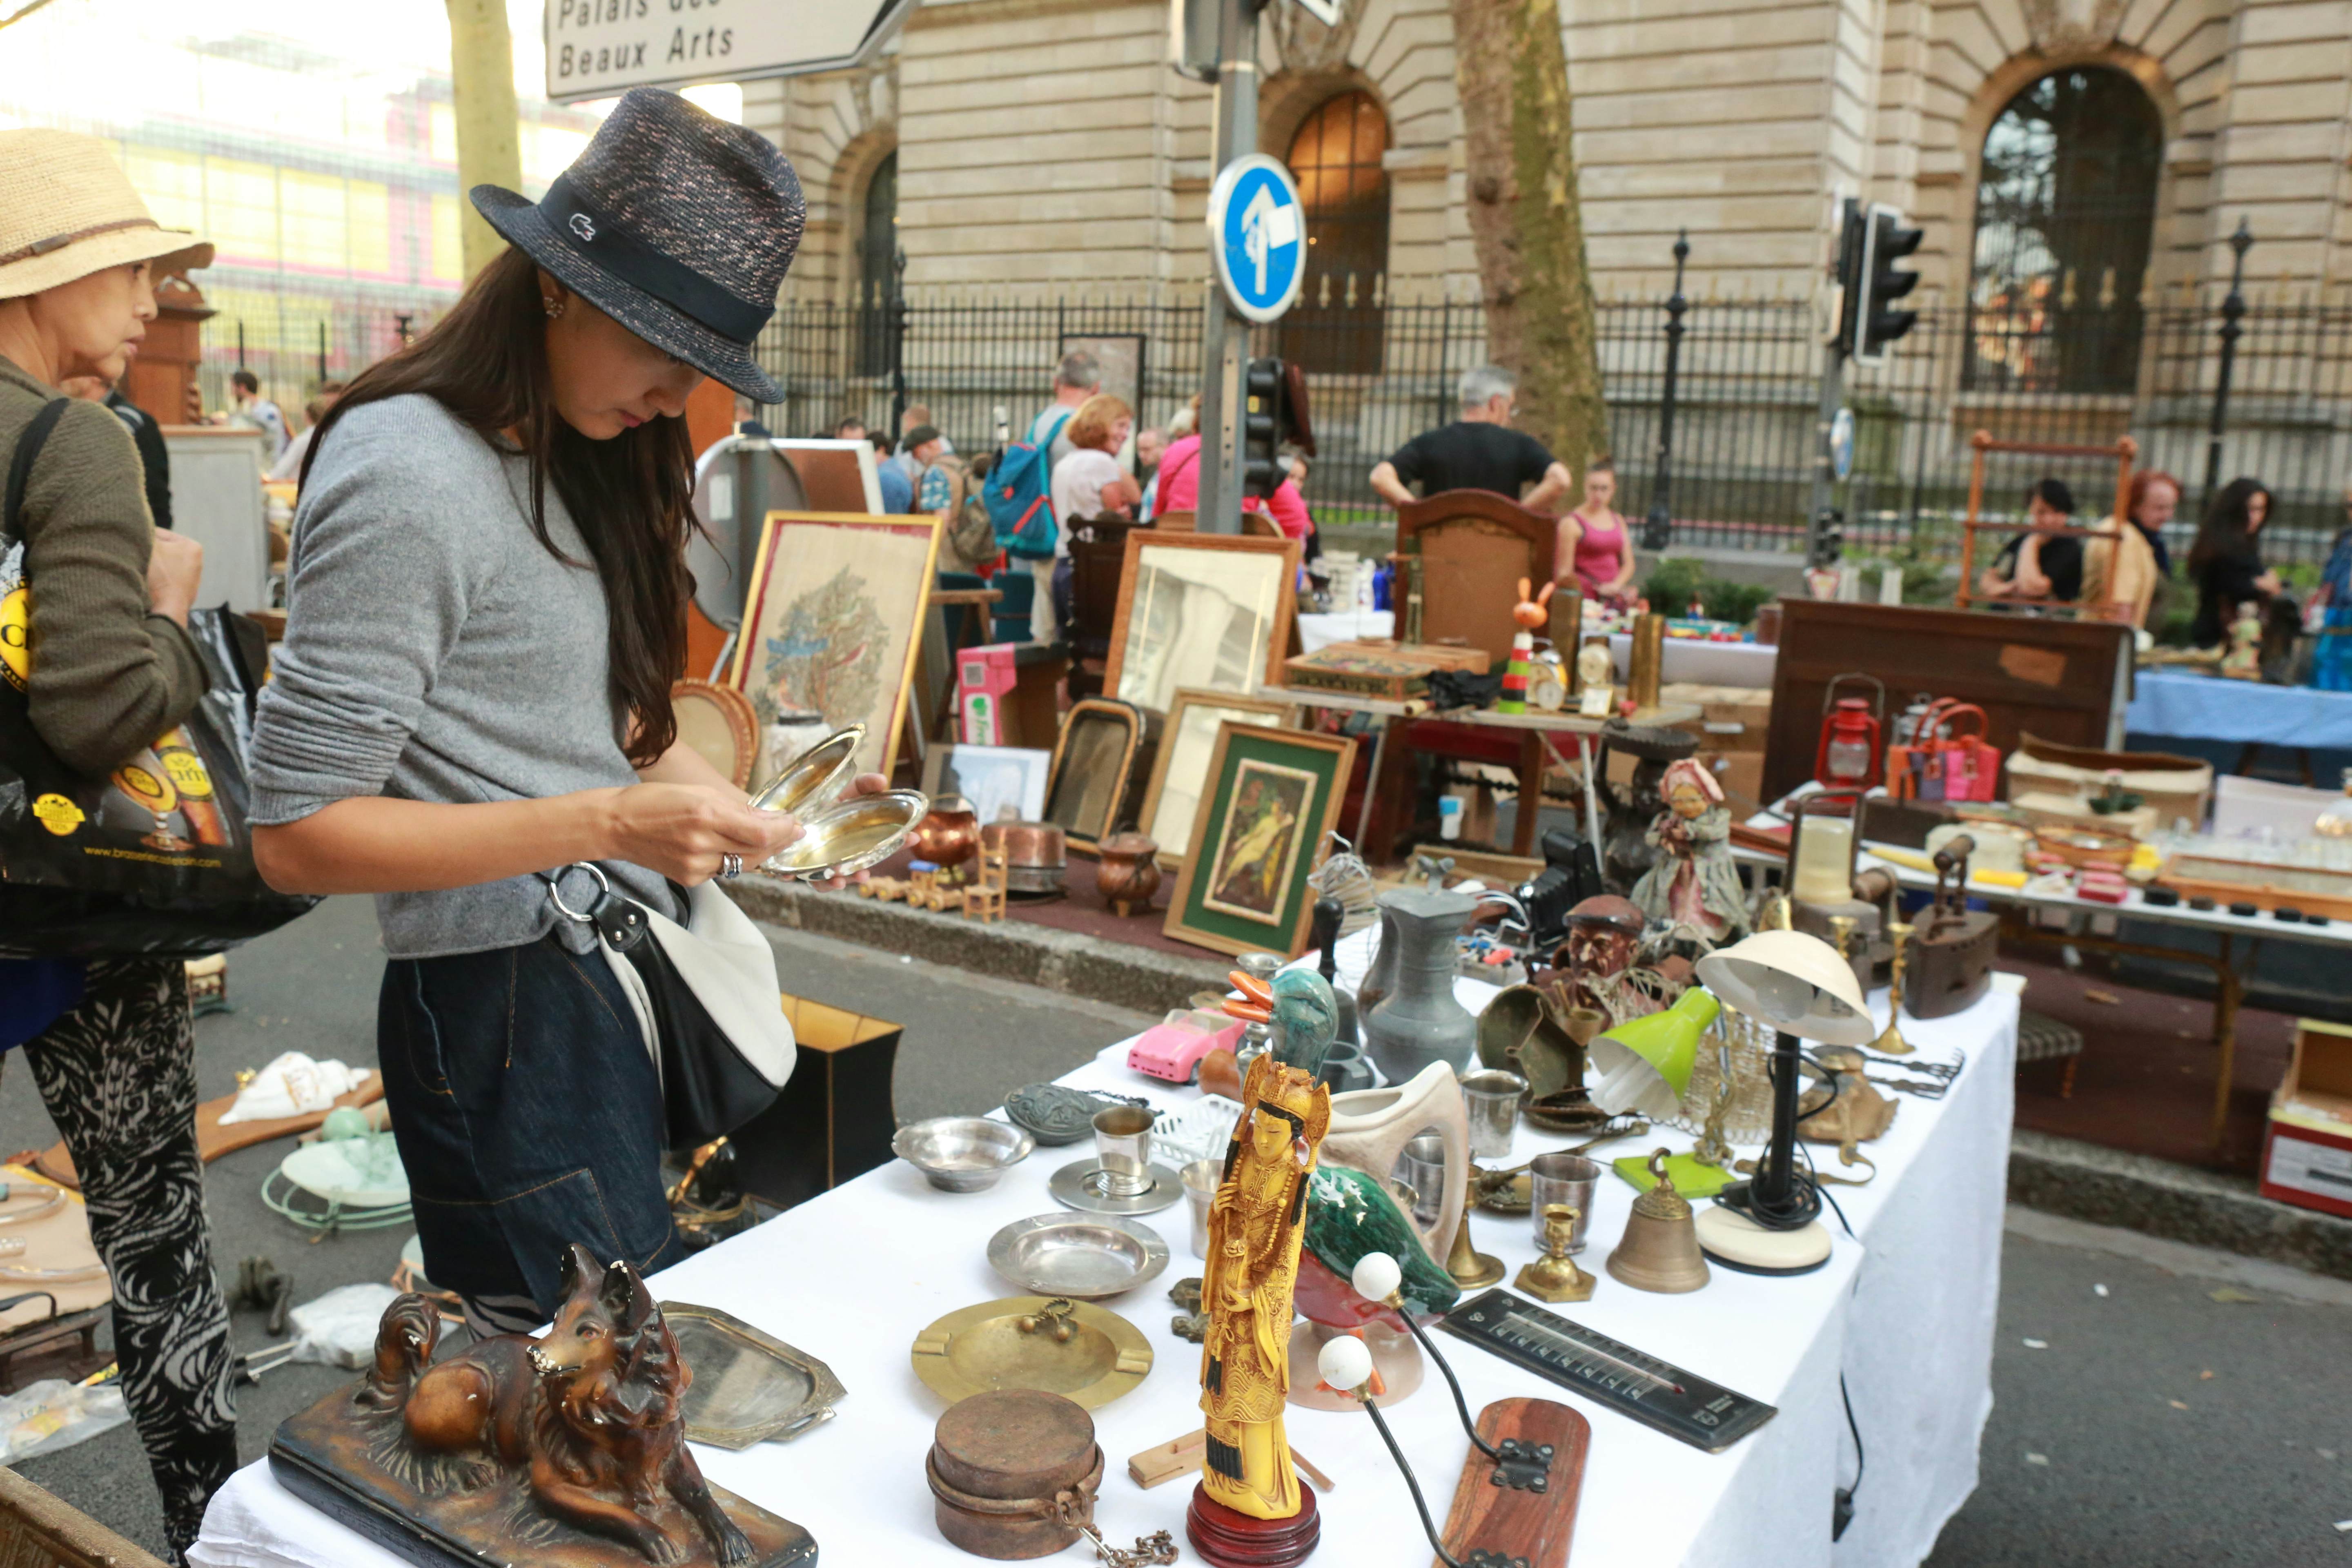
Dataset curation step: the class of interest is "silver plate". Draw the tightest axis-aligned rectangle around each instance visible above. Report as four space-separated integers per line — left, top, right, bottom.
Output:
1047 1157 1185 1216
663 1301 846 1450
750 725 863 819
987 1213 1171 1300
763 789 930 880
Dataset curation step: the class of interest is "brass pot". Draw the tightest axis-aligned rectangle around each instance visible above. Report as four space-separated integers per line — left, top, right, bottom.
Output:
911 794 982 869
1094 833 1161 917
984 821 1067 895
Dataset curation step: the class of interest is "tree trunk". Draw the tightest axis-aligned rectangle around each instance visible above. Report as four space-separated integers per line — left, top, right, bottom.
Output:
445 0 524 281
1450 0 1606 472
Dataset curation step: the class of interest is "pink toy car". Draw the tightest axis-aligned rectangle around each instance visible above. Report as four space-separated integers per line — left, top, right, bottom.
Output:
1127 1008 1246 1084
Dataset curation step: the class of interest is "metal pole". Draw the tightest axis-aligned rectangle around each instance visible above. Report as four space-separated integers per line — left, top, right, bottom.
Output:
2202 217 2254 509
888 247 910 444
1193 0 1258 535
1807 202 1857 568
1643 230 1689 551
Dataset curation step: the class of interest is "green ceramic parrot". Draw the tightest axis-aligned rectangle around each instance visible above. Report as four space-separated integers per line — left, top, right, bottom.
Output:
1270 968 1339 1076
1298 1163 1461 1326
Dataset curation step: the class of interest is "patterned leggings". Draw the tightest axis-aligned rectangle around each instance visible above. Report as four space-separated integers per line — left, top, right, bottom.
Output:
20 958 238 1561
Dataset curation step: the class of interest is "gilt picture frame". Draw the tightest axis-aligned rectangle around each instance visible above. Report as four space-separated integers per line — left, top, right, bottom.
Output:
727 512 941 782
1102 531 1301 713
1042 698 1145 858
1135 687 1296 873
1164 722 1355 959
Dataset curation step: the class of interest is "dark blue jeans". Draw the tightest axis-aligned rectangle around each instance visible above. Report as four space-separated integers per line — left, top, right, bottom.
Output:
378 932 677 1327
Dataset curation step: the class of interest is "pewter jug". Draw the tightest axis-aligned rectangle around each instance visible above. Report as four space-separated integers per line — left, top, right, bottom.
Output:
1359 881 1483 1083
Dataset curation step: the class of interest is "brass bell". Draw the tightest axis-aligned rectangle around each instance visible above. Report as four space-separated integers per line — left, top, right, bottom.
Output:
1605 1149 1711 1294
1446 1186 1506 1290
1514 1203 1594 1303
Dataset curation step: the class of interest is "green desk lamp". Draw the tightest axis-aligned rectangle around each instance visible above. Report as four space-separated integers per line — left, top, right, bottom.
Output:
1588 989 1717 1119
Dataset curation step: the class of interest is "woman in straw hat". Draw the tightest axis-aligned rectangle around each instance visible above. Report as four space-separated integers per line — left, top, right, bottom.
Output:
248 90 881 1337
0 128 236 1559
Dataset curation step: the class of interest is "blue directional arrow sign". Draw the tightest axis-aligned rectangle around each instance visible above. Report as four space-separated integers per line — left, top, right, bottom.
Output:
1207 154 1306 324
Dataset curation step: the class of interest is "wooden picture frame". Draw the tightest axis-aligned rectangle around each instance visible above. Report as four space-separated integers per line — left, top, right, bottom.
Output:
1103 531 1302 713
670 679 760 788
1042 698 1145 857
727 512 942 781
1165 721 1356 959
1136 687 1296 873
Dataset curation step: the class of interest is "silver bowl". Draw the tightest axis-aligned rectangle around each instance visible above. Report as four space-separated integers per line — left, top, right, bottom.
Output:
987 1213 1170 1300
751 724 864 820
893 1116 1035 1192
763 789 930 880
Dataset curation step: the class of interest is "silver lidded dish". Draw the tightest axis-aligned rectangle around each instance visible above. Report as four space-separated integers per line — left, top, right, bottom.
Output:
893 1116 1035 1192
751 724 864 820
986 1213 1170 1301
763 789 931 880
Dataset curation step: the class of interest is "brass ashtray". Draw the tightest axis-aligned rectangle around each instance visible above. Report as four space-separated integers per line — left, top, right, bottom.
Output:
664 1301 846 1450
762 789 930 880
751 724 864 819
910 1296 1152 1410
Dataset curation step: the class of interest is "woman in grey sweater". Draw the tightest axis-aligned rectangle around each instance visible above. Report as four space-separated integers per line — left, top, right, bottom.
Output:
249 92 863 1334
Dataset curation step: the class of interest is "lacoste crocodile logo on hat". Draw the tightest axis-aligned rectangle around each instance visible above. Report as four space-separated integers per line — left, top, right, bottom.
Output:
569 212 597 241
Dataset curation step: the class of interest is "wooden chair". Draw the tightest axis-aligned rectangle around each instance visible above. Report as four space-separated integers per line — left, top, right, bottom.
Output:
1394 489 1560 667
1065 517 1138 701
963 845 1009 922
1953 430 2139 620
1241 511 1282 539
1154 508 1197 532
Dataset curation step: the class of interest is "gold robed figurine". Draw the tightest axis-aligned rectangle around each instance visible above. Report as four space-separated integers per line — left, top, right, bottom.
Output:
1198 1051 1332 1521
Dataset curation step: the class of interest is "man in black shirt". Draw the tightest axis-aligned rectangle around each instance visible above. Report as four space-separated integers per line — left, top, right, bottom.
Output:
1368 364 1572 511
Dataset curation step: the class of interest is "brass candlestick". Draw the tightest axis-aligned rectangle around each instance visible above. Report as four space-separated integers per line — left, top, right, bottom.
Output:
1690 1043 1735 1167
1872 918 1916 1057
1826 913 1857 958
1513 1204 1594 1303
1444 1187 1505 1289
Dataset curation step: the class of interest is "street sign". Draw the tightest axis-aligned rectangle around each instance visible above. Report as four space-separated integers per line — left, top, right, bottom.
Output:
545 0 916 103
1206 155 1305 324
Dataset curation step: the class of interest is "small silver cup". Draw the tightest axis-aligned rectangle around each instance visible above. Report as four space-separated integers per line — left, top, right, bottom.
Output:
1181 1158 1221 1260
1459 1069 1528 1160
1528 1152 1600 1254
1092 1105 1156 1198
1392 1133 1449 1232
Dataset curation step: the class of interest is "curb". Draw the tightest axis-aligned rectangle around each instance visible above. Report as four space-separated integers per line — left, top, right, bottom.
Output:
731 874 1231 1016
2008 1129 2352 1282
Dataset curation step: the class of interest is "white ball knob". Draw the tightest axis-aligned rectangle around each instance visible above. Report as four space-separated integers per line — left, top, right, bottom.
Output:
1352 1252 1402 1304
1318 1334 1373 1392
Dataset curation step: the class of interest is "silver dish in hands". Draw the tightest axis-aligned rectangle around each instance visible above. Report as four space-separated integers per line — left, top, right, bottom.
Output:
751 724 864 820
986 1213 1171 1301
893 1116 1035 1192
763 789 931 880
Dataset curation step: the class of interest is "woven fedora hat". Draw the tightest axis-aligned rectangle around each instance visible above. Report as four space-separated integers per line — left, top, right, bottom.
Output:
473 89 802 403
0 128 214 301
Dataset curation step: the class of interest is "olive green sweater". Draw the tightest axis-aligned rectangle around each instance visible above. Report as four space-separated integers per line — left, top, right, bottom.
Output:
0 356 207 776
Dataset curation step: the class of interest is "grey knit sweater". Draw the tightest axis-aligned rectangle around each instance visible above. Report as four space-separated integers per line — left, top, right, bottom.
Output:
249 393 678 958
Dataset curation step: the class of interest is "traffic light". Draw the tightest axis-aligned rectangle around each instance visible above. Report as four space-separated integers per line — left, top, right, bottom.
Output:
1851 203 1922 365
1242 357 1314 499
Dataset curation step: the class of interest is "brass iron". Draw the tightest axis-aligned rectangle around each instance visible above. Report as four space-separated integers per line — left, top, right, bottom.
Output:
1444 1186 1506 1289
910 1296 1154 1410
1513 1204 1595 1304
1604 1150 1710 1294
763 788 931 880
751 724 864 819
1871 918 1916 1056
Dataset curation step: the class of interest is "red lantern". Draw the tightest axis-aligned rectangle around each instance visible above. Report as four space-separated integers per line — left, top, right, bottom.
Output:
1813 673 1885 791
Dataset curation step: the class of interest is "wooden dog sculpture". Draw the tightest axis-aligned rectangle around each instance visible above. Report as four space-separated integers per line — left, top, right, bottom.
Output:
364 1244 751 1567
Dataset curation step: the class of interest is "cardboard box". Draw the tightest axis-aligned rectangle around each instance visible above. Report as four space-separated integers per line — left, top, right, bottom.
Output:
958 644 1018 744
2259 1018 2352 1219
728 996 902 1212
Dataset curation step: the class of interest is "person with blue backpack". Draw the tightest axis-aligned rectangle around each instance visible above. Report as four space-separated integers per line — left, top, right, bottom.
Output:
986 349 1101 644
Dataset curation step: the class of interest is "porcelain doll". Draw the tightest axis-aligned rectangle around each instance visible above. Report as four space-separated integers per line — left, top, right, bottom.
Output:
1628 758 1750 945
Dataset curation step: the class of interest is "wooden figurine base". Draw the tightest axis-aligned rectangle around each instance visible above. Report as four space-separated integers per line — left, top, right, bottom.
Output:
1186 1480 1320 1567
1433 1397 1590 1568
270 1389 815 1568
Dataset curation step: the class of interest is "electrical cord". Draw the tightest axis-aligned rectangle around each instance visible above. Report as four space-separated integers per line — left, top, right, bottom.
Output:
1834 1369 1866 1539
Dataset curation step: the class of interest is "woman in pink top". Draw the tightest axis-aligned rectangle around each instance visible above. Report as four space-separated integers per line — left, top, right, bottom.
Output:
1557 457 1637 605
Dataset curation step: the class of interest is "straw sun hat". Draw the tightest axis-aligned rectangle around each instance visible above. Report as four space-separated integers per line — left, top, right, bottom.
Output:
0 128 214 301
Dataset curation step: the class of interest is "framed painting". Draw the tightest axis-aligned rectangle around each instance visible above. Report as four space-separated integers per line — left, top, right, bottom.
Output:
1165 722 1356 959
1135 687 1295 873
1103 532 1302 713
727 512 942 781
922 743 1052 827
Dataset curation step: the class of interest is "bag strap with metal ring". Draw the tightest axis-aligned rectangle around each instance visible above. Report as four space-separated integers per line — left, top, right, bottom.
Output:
539 862 649 951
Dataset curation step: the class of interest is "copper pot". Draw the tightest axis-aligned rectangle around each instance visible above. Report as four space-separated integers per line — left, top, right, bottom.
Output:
1095 833 1161 917
982 821 1066 895
911 794 982 869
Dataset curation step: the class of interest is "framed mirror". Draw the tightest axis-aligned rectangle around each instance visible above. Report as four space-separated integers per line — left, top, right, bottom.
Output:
1043 699 1144 856
1103 532 1302 713
1136 687 1295 872
671 680 760 789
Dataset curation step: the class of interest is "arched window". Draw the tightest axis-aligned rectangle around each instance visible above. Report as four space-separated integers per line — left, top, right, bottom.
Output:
1282 91 1389 375
1966 67 2162 394
855 150 898 376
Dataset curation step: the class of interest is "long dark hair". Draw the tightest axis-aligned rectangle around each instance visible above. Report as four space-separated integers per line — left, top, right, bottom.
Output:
2189 477 2274 575
301 247 693 766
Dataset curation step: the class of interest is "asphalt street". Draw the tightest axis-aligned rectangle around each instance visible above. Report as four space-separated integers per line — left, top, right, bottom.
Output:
8 895 2350 1565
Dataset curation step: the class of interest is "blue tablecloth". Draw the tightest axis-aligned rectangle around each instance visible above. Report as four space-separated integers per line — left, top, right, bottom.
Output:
2127 669 2352 748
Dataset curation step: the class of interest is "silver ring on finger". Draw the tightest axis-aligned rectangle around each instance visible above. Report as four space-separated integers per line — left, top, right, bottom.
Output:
719 852 743 880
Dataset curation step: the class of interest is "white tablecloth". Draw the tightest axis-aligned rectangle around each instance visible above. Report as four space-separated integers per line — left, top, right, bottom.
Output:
1293 609 1778 691
191 971 2013 1568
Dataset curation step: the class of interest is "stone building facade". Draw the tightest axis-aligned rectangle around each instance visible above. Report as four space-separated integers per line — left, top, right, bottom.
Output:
737 0 2352 309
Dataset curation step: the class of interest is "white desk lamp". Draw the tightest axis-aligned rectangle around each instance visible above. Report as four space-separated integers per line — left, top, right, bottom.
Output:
1691 930 1876 1276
